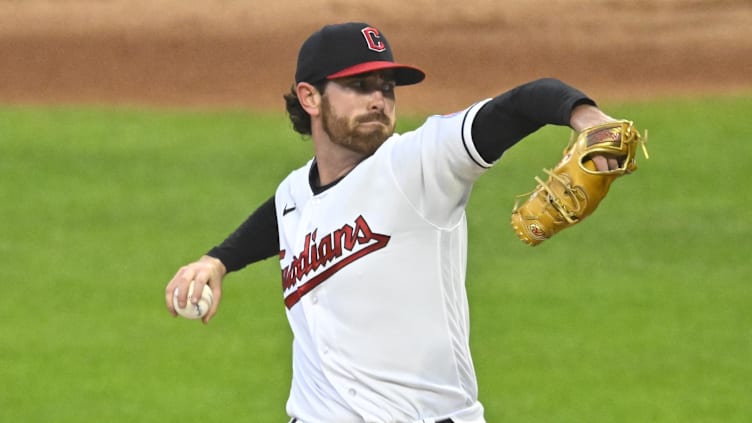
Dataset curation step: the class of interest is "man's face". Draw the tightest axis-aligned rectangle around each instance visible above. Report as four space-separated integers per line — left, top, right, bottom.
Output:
320 71 397 156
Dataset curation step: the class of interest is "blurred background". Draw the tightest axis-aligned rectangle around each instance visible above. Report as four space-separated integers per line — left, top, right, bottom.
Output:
1 0 751 112
2 1 751 422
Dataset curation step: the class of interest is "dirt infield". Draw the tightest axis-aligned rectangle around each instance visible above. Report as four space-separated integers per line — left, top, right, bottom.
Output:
2 0 751 112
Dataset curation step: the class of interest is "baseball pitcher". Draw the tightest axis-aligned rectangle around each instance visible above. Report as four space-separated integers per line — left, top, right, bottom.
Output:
165 22 646 423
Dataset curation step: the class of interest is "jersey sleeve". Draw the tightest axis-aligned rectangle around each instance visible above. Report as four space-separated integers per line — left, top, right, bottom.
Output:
386 100 492 228
206 195 280 272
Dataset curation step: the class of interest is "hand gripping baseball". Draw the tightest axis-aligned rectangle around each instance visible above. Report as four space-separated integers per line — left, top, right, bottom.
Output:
511 120 648 246
165 255 226 323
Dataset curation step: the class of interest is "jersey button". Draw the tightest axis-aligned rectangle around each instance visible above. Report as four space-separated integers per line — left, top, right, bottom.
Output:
311 296 318 304
348 388 356 396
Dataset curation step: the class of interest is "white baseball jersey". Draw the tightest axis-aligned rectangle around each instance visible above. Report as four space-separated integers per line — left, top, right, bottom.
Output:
274 99 493 423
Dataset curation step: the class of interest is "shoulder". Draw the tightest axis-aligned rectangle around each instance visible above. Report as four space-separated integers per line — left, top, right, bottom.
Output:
394 99 492 143
280 159 313 183
381 99 493 167
276 159 313 197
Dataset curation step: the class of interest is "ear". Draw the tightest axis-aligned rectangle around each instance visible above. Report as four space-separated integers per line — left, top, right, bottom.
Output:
296 82 323 117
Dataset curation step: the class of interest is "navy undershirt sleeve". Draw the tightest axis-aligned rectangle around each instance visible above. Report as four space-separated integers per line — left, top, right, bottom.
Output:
471 78 596 163
206 195 279 272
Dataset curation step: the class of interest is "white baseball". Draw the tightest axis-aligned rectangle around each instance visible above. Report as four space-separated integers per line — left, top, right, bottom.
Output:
173 281 213 320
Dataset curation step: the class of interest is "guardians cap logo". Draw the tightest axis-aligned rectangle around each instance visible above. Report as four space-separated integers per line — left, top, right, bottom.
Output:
361 27 386 52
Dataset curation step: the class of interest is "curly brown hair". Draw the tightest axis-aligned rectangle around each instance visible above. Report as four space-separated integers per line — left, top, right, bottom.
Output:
283 82 328 136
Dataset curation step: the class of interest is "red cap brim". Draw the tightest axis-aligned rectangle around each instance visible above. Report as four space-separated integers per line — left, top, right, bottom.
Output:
326 61 425 86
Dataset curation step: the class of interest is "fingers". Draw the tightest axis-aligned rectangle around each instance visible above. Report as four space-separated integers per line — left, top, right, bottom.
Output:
591 154 622 172
197 256 225 324
186 277 220 325
591 155 609 172
165 265 196 316
203 285 222 324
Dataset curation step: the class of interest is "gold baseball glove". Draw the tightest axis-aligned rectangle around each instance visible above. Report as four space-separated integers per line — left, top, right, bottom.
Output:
511 120 648 246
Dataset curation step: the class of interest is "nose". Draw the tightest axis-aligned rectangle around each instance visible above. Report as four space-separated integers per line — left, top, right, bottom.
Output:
368 89 385 112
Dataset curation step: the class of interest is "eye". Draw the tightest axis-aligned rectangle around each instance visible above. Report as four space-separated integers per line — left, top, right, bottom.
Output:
345 79 369 91
380 81 396 94
341 78 396 95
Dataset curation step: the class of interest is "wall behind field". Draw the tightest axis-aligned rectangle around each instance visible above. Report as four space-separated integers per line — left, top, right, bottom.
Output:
1 0 751 112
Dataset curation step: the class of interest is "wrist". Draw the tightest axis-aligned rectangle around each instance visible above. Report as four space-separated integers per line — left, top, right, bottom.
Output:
200 255 227 278
570 104 615 132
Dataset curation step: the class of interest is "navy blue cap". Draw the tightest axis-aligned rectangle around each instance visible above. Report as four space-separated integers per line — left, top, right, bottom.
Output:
295 22 425 86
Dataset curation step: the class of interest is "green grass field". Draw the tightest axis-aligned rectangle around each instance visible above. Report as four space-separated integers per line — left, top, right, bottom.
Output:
2 96 750 422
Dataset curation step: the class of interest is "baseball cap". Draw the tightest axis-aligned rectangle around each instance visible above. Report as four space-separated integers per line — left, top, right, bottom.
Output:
295 22 425 86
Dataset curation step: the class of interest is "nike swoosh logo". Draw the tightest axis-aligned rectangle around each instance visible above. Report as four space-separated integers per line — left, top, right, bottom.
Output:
283 205 296 216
